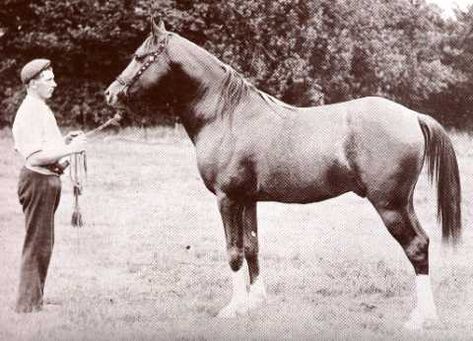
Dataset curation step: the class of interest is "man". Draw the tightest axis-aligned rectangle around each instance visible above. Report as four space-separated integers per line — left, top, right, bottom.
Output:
11 59 87 313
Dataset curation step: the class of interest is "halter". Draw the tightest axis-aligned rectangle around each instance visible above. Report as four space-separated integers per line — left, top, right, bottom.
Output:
116 35 168 92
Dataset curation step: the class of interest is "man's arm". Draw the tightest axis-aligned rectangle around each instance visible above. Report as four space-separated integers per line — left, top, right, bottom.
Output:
64 130 83 144
28 134 87 166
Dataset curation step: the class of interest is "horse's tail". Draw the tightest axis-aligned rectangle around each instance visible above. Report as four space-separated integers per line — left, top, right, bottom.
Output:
417 114 461 244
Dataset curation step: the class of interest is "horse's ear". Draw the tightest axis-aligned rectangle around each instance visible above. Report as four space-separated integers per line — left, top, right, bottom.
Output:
158 20 166 32
150 17 166 37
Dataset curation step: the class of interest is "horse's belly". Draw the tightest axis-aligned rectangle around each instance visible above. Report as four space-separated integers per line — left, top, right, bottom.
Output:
255 165 355 203
256 185 348 203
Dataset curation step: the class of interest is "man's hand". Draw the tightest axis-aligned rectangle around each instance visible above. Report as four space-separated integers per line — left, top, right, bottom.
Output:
68 133 87 153
27 132 87 166
65 130 84 145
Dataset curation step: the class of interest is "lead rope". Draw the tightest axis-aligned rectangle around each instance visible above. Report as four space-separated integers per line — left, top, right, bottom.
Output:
68 112 122 228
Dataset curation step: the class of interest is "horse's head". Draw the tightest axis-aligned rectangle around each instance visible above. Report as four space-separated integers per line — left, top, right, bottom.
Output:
105 19 171 107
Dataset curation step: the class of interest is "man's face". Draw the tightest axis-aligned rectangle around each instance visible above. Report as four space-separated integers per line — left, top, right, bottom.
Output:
30 69 57 100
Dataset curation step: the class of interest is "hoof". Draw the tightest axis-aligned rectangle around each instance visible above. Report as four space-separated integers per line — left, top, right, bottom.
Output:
248 293 267 310
217 301 249 318
403 307 438 331
248 280 267 310
404 318 424 331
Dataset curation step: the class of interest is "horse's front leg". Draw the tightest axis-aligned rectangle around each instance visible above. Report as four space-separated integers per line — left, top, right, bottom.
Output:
243 201 267 310
216 193 249 318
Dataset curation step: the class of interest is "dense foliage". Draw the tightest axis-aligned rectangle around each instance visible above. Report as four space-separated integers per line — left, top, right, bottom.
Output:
1 0 472 128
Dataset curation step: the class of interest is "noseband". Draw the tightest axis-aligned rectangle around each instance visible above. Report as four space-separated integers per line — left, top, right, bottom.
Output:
116 35 169 93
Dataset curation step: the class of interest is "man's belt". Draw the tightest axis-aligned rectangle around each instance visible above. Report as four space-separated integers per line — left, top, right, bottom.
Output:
43 160 70 175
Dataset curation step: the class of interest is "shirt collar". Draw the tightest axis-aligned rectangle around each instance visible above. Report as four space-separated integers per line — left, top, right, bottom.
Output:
25 93 48 106
24 94 51 112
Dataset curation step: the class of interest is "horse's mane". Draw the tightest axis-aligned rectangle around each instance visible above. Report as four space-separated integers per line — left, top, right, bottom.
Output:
213 65 251 117
216 63 298 117
173 33 298 118
219 64 299 115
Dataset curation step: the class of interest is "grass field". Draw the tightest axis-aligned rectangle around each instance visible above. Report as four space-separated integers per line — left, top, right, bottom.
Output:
1 126 473 340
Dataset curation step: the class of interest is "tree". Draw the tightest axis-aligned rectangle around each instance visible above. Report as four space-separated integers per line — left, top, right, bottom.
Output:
436 5 473 127
0 0 467 128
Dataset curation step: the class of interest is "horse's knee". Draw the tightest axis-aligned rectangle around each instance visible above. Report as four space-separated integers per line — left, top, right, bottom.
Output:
227 247 244 271
406 236 429 275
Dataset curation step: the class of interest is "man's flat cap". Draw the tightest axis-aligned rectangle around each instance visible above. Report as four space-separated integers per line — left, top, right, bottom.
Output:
20 59 51 84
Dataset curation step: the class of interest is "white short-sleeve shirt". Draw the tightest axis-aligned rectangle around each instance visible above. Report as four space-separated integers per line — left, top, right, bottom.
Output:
12 94 65 175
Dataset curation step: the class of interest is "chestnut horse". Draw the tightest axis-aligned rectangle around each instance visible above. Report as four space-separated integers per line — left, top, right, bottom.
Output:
105 20 461 329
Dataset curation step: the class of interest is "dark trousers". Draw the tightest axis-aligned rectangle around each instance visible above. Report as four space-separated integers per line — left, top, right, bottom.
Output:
16 167 61 313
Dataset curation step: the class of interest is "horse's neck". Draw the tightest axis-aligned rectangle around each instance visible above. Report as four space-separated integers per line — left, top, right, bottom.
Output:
178 85 225 143
175 36 226 82
166 65 217 142
171 37 294 141
168 53 229 141
176 71 288 143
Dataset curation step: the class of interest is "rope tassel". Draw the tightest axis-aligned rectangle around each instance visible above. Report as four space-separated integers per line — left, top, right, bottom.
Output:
70 152 86 228
71 185 83 227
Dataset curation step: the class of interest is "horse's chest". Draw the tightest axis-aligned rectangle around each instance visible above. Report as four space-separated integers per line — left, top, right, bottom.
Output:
197 153 254 194
196 145 256 196
195 153 219 193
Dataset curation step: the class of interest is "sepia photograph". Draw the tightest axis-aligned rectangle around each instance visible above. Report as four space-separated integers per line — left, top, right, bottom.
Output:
1 0 472 339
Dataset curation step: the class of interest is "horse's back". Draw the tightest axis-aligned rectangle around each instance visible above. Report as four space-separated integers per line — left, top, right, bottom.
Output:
286 96 425 169
347 96 423 140
303 96 421 136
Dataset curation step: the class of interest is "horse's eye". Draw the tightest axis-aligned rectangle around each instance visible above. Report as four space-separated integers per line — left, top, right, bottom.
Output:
134 54 146 62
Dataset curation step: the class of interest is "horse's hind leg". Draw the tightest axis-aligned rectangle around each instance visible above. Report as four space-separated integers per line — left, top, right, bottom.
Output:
243 201 267 309
372 198 438 329
216 193 249 318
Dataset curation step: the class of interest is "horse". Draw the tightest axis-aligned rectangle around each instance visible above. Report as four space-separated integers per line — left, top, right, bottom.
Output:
105 20 461 330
